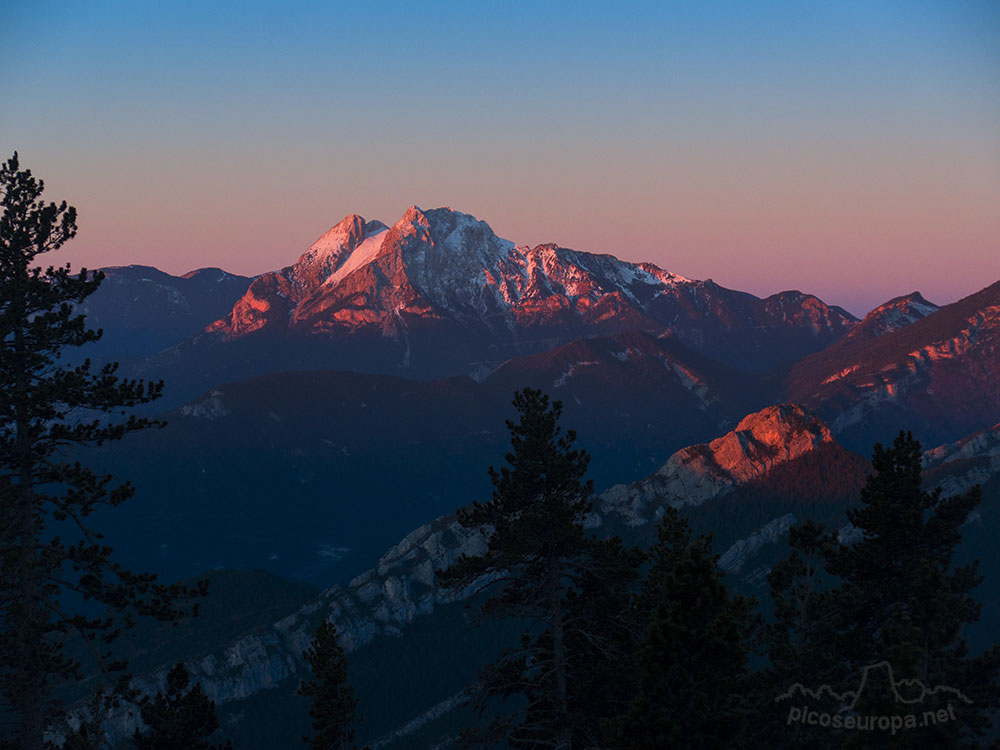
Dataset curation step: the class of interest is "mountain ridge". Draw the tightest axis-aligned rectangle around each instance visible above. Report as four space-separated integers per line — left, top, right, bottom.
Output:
787 280 1000 450
96 402 1000 747
139 206 858 403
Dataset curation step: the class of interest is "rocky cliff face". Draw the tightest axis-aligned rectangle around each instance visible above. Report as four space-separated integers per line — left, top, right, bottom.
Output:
717 513 798 574
90 401 1000 746
90 403 837 742
597 404 835 526
96 515 491 742
923 422 1000 497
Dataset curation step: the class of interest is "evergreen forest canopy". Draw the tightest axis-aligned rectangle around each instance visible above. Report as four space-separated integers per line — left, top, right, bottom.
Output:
1 153 998 749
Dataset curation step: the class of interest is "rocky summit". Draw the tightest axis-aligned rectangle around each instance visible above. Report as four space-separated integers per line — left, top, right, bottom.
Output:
144 206 857 403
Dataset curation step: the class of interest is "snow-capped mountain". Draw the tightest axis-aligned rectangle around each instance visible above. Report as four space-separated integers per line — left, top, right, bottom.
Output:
210 206 696 342
147 206 856 402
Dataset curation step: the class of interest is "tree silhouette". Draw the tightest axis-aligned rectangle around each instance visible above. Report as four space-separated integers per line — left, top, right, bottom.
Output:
613 508 758 748
440 388 641 749
764 431 1000 748
133 663 231 750
299 620 358 750
829 431 1000 748
0 153 202 750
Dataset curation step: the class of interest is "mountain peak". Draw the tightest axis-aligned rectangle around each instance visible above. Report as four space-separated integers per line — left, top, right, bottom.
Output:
309 213 364 251
840 291 940 345
399 204 429 226
295 214 390 288
598 403 836 523
201 204 859 378
686 403 835 486
306 213 391 254
730 403 833 457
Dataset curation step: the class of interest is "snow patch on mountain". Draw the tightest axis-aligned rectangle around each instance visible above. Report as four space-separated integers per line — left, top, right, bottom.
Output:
553 360 600 388
323 226 389 286
179 390 229 419
667 360 714 406
822 365 860 384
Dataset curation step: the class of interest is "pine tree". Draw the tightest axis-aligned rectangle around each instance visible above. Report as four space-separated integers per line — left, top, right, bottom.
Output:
827 431 1000 748
613 507 758 749
0 153 202 749
764 432 1000 748
759 520 847 748
439 388 641 750
299 620 358 750
132 663 232 750
562 536 644 748
55 687 111 750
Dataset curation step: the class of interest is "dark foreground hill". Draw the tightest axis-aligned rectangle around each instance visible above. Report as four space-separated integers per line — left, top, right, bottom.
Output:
88 407 1000 748
88 330 767 586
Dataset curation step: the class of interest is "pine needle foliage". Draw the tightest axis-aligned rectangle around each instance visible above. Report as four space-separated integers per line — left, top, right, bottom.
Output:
764 432 1000 748
299 620 358 750
0 153 203 750
133 663 232 750
613 507 758 749
440 388 642 750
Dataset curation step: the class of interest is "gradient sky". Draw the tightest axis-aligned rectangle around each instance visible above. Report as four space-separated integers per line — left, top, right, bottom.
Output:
2 1 998 316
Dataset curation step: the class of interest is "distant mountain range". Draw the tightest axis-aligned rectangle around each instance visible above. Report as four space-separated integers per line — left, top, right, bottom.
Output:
66 203 1000 746
80 210 998 452
82 206 862 403
91 329 768 586
787 280 1000 451
79 206 1000 585
203 206 856 371
76 265 251 364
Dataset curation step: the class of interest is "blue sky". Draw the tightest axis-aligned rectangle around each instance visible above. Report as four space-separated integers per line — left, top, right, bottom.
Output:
2 0 998 314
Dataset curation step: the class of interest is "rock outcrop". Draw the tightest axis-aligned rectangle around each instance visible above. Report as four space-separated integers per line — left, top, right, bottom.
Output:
88 403 873 745
96 516 490 743
923 422 1000 497
597 404 834 526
